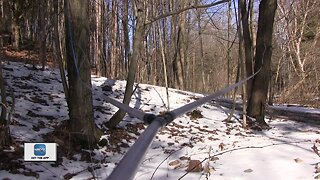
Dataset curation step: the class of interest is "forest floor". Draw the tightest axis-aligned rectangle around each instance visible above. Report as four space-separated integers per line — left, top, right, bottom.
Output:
0 61 320 180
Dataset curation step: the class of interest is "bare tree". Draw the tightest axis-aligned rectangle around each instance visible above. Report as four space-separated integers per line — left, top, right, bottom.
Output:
39 0 47 70
195 0 206 92
64 0 101 144
53 0 68 100
247 0 277 127
276 0 320 102
107 0 146 128
0 60 10 147
239 0 254 100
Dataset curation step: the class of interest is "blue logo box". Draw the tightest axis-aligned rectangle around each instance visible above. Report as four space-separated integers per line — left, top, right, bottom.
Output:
34 144 46 156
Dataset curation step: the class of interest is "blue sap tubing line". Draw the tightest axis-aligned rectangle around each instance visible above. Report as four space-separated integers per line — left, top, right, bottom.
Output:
106 117 167 180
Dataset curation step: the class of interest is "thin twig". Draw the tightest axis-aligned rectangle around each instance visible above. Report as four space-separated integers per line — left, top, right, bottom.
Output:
150 147 183 180
131 83 140 97
153 87 168 111
178 140 311 179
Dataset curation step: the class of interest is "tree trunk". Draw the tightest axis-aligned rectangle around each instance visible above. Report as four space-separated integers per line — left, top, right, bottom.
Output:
175 0 186 90
237 0 248 128
110 1 119 79
158 21 170 110
39 0 47 70
122 0 130 76
11 17 20 50
247 0 277 127
239 0 253 100
96 0 106 76
196 0 206 92
226 0 232 97
107 0 145 128
64 0 101 145
53 0 68 100
0 0 3 48
0 60 10 148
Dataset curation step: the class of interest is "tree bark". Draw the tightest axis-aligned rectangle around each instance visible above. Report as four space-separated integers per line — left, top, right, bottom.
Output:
247 0 277 127
64 0 101 145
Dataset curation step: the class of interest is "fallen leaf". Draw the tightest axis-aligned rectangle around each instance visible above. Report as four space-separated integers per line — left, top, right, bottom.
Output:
294 158 303 163
210 156 219 161
169 160 181 168
244 169 253 173
219 142 225 151
179 156 190 161
186 160 203 172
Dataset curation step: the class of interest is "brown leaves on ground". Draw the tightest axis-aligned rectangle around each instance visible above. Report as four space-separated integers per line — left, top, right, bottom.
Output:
0 141 39 178
0 47 56 68
187 109 204 120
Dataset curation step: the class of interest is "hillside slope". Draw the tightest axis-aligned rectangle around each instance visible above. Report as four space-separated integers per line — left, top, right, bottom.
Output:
0 61 319 180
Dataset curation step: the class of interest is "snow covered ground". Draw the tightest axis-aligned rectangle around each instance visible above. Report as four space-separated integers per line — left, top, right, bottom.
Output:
0 61 320 180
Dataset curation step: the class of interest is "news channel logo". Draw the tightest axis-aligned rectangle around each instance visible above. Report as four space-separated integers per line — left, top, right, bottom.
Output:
24 143 57 161
34 144 46 156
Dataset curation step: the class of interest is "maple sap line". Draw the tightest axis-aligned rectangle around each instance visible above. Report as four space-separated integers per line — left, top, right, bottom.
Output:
105 68 260 180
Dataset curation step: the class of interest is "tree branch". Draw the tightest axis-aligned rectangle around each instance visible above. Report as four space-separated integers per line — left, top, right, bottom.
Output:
145 0 229 25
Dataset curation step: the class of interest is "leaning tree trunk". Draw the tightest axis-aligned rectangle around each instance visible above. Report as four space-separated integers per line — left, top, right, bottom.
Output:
64 0 101 145
247 0 277 127
107 0 145 128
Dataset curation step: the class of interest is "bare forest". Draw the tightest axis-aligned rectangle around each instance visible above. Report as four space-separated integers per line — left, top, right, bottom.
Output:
0 0 320 179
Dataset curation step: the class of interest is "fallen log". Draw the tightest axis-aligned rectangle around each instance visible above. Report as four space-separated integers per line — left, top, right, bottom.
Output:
213 98 320 125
